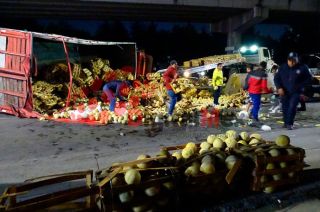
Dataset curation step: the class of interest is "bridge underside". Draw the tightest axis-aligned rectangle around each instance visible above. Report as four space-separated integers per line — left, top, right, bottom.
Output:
1 1 318 24
0 1 248 22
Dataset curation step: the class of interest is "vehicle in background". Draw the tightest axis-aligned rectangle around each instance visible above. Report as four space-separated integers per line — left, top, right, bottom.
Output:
300 53 320 100
239 45 276 71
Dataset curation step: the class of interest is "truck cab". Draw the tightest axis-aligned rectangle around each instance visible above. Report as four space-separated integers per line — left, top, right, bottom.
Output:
239 45 276 71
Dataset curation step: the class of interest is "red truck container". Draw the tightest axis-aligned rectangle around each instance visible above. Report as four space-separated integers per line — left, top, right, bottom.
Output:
0 28 137 117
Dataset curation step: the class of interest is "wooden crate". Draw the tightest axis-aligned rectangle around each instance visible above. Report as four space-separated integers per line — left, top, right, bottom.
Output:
162 143 241 194
95 157 180 212
0 170 97 212
233 143 305 192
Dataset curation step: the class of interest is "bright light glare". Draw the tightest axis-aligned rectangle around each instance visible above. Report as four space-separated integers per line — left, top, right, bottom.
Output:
250 45 258 52
200 71 205 76
184 71 190 77
240 46 247 53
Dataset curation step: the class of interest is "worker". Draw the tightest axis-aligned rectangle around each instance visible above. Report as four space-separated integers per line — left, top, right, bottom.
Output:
163 60 181 117
102 80 132 112
243 64 254 117
212 63 225 106
274 52 312 130
244 61 271 125
243 64 253 91
269 65 281 114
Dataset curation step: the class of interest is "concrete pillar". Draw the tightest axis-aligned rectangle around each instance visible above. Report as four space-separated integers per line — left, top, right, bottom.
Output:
227 31 241 51
211 6 269 52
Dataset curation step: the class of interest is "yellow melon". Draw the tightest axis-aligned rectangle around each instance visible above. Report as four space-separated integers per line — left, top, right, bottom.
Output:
124 169 141 185
207 135 216 144
275 135 290 147
200 162 215 174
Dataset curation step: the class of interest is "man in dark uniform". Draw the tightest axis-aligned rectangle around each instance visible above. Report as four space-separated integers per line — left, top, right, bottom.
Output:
274 52 312 130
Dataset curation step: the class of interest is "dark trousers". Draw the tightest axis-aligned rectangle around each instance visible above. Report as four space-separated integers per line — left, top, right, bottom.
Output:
281 93 300 126
249 93 261 121
213 86 222 105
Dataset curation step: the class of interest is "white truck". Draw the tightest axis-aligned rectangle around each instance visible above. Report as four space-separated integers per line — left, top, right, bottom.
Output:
239 45 276 71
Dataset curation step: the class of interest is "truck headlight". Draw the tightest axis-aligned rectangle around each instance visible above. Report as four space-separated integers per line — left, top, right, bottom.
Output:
240 46 247 53
250 45 258 52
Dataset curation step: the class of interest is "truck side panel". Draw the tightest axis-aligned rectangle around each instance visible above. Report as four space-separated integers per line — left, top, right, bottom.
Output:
0 29 32 116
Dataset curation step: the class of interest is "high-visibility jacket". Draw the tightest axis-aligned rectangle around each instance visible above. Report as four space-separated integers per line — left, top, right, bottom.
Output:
212 68 223 87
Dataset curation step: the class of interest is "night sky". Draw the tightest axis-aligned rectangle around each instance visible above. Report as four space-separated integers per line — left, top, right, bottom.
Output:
1 16 319 66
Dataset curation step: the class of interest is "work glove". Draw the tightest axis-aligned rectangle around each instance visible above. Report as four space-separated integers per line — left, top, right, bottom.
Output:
213 86 218 90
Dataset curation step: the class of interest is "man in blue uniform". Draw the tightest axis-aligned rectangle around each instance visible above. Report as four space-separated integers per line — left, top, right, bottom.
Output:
102 80 132 111
274 52 312 130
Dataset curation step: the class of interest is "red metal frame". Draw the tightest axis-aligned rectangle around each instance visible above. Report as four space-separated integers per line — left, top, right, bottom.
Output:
0 29 33 117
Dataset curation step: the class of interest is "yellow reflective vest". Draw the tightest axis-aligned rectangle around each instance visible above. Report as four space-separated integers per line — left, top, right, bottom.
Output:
212 68 224 87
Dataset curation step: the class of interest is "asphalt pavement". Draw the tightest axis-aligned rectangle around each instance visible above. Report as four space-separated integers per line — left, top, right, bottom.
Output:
0 102 319 211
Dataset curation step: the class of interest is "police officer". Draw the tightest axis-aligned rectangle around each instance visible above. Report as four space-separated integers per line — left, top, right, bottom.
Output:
274 52 312 130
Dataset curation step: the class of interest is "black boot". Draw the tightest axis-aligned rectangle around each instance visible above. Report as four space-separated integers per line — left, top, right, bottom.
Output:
297 107 306 111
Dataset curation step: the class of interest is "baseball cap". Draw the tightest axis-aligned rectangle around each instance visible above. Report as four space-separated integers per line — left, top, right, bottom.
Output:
288 52 299 61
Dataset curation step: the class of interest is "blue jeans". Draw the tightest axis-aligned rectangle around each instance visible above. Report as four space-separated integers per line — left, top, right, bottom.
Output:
249 93 261 121
213 86 221 105
167 90 181 115
281 93 300 126
103 84 116 111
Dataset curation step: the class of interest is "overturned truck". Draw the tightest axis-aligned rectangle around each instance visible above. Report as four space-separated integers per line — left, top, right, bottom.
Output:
0 28 137 117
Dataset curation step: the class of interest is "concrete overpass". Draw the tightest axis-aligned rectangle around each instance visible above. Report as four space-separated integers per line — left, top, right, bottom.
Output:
0 0 319 47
